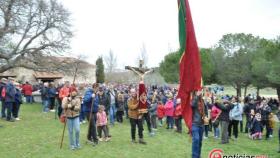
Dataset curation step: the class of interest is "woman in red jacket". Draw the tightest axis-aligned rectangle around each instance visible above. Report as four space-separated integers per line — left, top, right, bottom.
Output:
157 101 165 127
22 82 33 104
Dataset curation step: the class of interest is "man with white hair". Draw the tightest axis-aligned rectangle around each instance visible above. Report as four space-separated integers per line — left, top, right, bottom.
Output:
127 88 146 144
4 78 16 122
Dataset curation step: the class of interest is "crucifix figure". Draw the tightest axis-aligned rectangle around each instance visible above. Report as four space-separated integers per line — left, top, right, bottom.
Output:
125 59 154 81
125 59 154 114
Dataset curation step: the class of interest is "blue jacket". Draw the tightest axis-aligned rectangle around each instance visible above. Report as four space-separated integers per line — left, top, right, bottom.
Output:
83 88 93 112
5 82 16 103
48 88 57 98
92 95 99 113
83 88 99 113
229 103 243 121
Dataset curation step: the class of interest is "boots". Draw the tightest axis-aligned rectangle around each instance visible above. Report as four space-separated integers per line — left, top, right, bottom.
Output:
139 138 147 145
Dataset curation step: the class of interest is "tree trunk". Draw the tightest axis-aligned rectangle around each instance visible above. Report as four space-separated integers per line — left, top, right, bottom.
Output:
236 85 242 98
256 87 260 97
277 87 280 103
244 86 248 98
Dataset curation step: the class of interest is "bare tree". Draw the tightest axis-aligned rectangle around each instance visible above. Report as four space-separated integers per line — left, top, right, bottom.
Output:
136 43 148 67
0 0 72 73
60 54 89 83
104 49 117 73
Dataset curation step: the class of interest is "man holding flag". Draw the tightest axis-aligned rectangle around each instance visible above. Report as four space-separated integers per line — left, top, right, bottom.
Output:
177 0 204 157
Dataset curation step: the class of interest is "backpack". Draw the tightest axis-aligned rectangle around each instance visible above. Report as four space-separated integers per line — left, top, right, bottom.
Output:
1 87 6 99
230 103 242 119
83 90 93 103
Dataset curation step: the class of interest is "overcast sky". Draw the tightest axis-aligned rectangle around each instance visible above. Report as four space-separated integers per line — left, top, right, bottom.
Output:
60 0 280 68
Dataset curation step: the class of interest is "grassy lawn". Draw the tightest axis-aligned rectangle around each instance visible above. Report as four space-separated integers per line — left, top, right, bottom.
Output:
0 104 279 158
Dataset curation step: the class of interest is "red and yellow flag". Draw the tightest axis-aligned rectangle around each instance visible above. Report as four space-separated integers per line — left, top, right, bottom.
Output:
177 0 202 133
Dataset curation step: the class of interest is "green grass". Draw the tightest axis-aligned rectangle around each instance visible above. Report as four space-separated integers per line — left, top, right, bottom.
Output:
221 86 277 98
0 104 279 158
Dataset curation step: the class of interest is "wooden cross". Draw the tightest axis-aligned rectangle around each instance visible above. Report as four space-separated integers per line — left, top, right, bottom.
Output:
125 60 154 81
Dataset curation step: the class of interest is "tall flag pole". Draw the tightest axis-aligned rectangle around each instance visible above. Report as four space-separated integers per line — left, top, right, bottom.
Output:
177 0 202 133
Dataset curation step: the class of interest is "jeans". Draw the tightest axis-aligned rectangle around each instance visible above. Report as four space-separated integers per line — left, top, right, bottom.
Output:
110 104 116 125
79 103 86 122
214 126 220 137
5 102 13 120
166 116 174 129
1 101 6 118
67 117 80 149
12 103 20 118
42 99 49 112
25 96 32 103
130 118 144 140
192 124 203 158
220 121 229 144
151 115 157 129
49 97 55 110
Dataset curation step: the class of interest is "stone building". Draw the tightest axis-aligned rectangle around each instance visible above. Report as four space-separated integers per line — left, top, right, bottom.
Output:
0 57 96 84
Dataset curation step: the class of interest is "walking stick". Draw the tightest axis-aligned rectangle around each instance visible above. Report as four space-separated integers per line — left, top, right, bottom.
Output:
86 96 95 144
55 98 58 120
60 117 67 149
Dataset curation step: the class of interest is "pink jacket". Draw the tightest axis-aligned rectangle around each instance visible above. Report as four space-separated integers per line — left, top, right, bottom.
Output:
96 111 107 126
211 105 221 120
164 100 174 117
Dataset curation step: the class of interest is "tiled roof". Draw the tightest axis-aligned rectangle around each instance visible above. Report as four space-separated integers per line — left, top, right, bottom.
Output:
33 71 63 79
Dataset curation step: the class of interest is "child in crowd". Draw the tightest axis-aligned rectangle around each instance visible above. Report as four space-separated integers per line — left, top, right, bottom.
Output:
174 98 182 133
157 101 165 127
250 113 262 140
164 94 174 129
149 98 158 131
97 105 110 142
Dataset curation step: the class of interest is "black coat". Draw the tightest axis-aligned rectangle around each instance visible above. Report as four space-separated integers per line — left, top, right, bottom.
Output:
215 102 234 122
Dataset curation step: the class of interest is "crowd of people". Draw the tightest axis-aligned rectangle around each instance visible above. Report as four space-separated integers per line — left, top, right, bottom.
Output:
1 79 280 156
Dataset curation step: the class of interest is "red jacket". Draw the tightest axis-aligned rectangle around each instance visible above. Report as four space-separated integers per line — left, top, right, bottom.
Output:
59 87 70 100
22 84 33 96
211 105 221 120
157 104 165 119
174 104 182 118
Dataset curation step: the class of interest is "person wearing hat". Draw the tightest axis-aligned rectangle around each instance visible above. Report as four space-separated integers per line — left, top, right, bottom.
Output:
62 90 81 150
